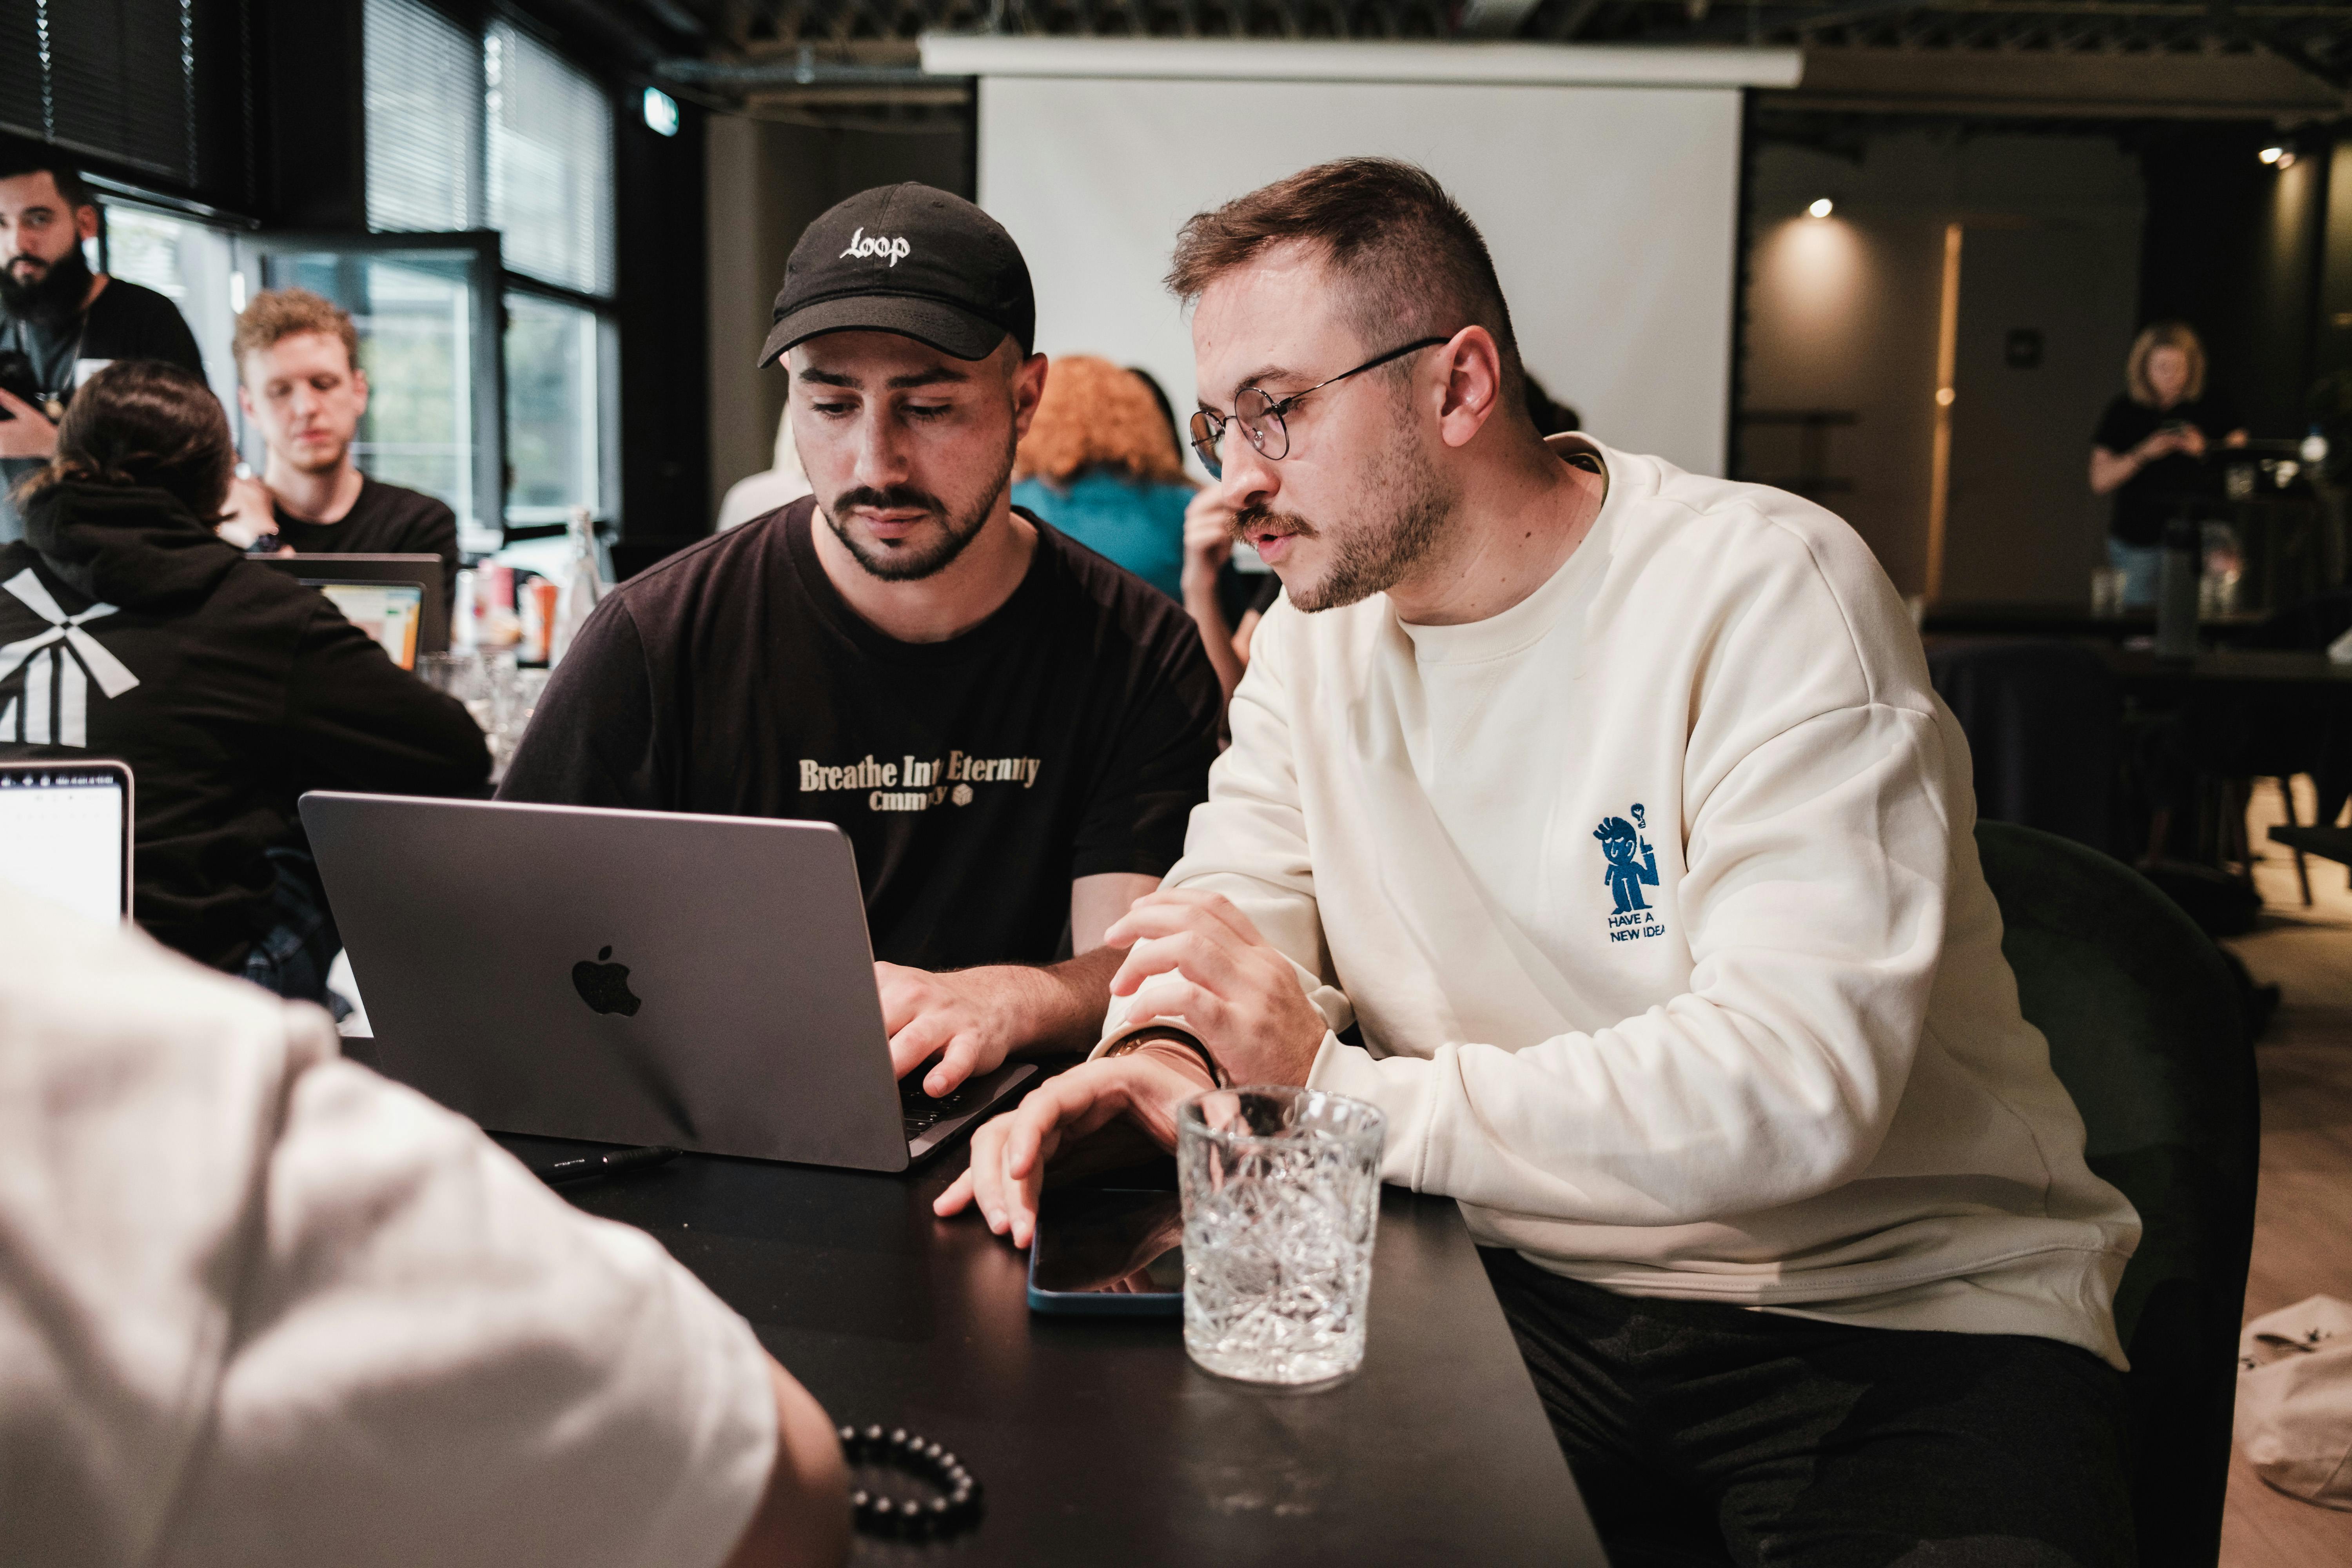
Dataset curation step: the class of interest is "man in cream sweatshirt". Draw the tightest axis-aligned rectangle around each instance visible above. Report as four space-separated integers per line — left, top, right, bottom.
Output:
0 883 849 1568
939 158 2141 1564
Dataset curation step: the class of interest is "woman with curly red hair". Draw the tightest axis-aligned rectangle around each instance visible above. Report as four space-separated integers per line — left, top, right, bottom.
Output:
1011 356 1195 601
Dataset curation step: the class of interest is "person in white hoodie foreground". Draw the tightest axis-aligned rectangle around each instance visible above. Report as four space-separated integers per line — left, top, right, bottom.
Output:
0 884 849 1568
938 159 2143 1564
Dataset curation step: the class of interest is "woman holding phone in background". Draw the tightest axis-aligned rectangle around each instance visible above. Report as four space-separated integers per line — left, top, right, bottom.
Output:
2090 320 2247 606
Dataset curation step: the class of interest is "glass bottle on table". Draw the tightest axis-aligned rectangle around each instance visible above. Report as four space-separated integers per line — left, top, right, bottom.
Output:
550 505 605 668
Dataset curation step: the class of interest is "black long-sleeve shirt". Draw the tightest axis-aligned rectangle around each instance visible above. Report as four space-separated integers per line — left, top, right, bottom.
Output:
0 481 488 970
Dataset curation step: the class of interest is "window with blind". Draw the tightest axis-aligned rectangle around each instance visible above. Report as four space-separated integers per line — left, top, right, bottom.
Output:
362 0 482 236
485 22 615 299
0 0 200 188
358 2 619 527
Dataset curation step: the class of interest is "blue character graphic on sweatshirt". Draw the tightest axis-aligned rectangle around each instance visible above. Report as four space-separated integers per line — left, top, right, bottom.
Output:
1594 804 1659 915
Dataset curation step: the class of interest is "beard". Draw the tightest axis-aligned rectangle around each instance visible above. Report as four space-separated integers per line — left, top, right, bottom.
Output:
0 241 94 327
820 433 1015 583
1234 406 1455 613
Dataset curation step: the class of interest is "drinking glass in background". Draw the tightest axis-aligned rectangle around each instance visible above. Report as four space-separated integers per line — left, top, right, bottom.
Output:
2200 519 2243 619
1178 1085 1386 1387
2224 462 2257 502
501 667 551 776
2089 566 2128 618
416 650 497 737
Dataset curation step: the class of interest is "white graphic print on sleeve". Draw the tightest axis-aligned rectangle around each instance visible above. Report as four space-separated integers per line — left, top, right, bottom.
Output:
0 569 139 748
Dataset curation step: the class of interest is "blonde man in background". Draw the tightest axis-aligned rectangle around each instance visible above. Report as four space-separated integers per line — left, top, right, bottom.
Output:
218 288 460 606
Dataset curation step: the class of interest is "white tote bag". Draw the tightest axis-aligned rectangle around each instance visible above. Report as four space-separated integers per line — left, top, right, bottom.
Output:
2238 1294 2352 1508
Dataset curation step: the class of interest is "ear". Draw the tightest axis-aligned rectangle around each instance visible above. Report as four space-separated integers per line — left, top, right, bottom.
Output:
349 363 370 416
74 204 101 245
236 380 255 420
1010 350 1049 441
1432 327 1510 451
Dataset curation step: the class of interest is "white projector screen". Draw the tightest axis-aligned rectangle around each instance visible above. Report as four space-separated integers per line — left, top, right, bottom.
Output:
975 70 1748 476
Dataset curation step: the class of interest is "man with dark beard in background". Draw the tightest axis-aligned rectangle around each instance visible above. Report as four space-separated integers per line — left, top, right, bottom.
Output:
499 184 1221 1104
0 150 206 541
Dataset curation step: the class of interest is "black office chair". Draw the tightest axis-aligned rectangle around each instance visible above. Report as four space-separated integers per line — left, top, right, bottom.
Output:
1975 820 2259 1568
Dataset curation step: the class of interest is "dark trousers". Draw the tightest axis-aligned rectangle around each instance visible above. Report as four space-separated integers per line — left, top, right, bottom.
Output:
1481 1249 2135 1568
240 843 343 1014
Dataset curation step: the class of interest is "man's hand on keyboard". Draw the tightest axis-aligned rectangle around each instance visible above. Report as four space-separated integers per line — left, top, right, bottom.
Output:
875 947 1130 1098
879 961 1076 1098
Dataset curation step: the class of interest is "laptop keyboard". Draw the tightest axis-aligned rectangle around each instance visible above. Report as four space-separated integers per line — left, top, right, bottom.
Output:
900 1078 982 1139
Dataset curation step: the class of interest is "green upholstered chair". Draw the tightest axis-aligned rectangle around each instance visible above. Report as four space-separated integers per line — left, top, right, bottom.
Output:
1975 820 2259 1568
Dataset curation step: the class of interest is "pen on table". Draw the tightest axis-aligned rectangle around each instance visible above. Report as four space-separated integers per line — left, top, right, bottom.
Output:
529 1145 681 1187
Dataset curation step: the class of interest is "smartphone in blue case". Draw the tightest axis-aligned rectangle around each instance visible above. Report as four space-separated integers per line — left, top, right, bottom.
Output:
1025 1187 1185 1316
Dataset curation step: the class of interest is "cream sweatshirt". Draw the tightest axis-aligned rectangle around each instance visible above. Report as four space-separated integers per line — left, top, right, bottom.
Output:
0 888 775 1568
1109 434 2140 1367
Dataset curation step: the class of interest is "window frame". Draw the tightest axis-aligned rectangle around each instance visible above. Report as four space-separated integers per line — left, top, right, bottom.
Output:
358 0 622 541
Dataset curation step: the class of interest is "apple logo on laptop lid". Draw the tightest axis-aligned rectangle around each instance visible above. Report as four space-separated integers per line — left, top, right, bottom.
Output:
573 946 643 1016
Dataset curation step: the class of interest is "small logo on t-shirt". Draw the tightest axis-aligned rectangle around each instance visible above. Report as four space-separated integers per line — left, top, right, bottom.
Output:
1595 803 1666 942
799 751 1041 813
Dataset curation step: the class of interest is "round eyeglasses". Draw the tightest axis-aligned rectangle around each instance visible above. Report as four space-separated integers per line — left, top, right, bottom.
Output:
1187 336 1451 479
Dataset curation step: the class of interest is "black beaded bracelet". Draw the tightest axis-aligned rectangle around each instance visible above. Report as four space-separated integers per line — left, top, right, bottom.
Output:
838 1423 984 1537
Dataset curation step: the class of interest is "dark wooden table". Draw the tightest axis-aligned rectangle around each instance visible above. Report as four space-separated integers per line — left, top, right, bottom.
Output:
502 1133 1605 1567
1920 635 2352 698
2091 643 2352 697
1920 601 2267 642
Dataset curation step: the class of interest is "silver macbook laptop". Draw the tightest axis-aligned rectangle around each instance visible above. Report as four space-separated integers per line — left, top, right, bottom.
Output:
301 792 1037 1172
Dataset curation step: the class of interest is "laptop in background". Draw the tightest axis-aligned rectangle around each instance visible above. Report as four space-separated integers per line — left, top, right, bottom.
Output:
253 554 448 670
0 760 132 924
301 793 1037 1172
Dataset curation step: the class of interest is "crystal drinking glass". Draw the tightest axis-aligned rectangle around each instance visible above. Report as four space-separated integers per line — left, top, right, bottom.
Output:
417 650 496 737
1177 1085 1387 1387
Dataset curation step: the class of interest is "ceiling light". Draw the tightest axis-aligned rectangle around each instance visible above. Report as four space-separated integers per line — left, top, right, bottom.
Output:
2261 145 2286 165
1808 197 1834 218
643 86 679 137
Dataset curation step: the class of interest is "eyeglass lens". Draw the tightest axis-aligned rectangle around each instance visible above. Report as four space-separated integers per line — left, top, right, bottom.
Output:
1188 388 1289 479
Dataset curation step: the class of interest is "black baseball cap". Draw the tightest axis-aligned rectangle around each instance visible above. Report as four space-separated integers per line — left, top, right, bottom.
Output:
757 183 1035 367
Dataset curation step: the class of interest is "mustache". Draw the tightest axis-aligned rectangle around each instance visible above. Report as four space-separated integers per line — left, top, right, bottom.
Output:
831 484 947 518
1230 506 1318 543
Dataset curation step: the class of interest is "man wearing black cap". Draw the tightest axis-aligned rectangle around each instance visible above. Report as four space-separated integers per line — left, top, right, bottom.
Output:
500 185 1222 1097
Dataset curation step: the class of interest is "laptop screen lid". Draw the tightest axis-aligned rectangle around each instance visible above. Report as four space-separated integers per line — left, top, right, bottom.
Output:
301 792 914 1171
0 760 132 924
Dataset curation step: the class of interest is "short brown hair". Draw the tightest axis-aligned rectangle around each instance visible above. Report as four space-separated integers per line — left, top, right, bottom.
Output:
2126 320 2207 407
1166 158 1522 399
16 360 236 522
1014 356 1190 487
232 287 361 381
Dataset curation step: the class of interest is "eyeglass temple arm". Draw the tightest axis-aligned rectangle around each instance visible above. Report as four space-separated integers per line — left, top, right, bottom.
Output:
1283 335 1454 410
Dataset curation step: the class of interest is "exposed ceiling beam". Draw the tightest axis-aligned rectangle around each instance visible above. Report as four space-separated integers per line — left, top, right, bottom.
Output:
1786 41 2348 114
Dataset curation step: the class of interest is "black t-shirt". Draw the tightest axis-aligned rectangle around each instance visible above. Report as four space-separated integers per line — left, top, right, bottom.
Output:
260 475 461 610
496 498 1223 971
2092 391 2243 546
0 275 206 392
1 278 207 541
